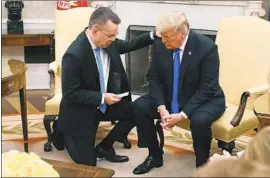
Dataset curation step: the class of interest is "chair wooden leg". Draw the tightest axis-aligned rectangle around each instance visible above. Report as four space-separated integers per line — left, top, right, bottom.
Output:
217 140 235 154
156 120 165 154
43 115 58 152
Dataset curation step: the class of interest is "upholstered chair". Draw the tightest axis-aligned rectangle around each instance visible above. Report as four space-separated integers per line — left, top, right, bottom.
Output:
158 16 270 153
43 7 131 152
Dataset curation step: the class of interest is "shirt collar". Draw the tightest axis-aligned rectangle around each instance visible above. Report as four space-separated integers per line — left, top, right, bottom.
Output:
85 29 97 50
179 30 189 52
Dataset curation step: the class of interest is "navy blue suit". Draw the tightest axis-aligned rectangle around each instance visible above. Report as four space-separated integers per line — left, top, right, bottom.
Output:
133 30 226 167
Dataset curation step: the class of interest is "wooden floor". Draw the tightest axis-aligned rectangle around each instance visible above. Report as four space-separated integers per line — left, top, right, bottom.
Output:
2 89 49 115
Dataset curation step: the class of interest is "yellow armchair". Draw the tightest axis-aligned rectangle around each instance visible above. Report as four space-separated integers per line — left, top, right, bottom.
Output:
43 7 95 152
160 16 270 153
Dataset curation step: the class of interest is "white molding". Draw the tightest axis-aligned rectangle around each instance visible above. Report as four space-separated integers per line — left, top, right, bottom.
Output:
244 1 266 17
140 1 248 6
1 19 54 30
138 0 266 18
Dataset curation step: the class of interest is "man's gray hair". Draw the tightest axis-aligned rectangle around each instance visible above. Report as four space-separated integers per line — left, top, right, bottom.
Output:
156 11 190 33
88 7 121 28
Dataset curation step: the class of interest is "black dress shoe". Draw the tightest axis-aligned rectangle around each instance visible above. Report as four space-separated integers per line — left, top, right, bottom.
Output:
96 145 129 163
52 121 65 150
122 137 131 149
133 156 163 175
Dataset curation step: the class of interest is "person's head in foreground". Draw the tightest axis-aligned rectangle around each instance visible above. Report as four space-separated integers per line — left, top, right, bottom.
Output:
241 126 270 166
156 11 190 49
88 7 120 48
193 159 270 177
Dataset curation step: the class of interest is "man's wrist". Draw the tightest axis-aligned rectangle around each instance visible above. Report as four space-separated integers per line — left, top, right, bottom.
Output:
153 30 160 39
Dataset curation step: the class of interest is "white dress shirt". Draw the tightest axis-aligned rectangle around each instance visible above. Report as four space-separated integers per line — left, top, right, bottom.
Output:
86 30 110 104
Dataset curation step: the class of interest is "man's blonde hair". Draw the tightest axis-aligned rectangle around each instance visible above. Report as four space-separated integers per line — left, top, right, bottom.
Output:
156 11 190 33
193 159 270 177
241 126 270 165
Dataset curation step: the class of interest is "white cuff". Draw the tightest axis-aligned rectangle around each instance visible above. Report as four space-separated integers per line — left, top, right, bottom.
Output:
180 111 188 119
97 93 105 109
101 93 105 104
150 31 154 40
157 105 166 112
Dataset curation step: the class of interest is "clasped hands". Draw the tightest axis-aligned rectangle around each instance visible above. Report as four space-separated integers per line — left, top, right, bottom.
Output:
158 107 184 130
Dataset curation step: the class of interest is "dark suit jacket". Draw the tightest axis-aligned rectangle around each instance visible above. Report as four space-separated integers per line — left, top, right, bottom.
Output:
58 29 153 136
148 30 225 118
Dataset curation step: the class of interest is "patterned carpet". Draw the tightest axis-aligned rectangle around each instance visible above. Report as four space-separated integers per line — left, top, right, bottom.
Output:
2 90 48 115
2 114 252 156
2 90 252 155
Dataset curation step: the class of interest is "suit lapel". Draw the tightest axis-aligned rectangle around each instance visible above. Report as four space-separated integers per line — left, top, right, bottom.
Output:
179 31 195 90
105 47 127 80
81 30 100 82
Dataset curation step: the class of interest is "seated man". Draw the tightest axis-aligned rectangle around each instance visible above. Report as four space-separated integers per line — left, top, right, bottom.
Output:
132 11 226 174
54 7 158 166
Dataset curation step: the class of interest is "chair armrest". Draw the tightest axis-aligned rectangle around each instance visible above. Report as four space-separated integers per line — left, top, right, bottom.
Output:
48 61 59 100
247 83 269 97
49 61 59 74
230 84 269 127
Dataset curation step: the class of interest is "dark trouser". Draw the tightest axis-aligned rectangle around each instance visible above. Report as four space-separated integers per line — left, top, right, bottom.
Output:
189 98 225 167
133 94 225 166
64 99 135 166
133 95 163 158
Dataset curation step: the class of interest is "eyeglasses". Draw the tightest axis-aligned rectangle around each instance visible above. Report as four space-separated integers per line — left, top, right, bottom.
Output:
95 27 119 39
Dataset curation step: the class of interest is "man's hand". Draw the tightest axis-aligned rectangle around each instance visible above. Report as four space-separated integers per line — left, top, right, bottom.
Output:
104 93 121 105
160 113 184 130
158 106 170 123
153 30 161 39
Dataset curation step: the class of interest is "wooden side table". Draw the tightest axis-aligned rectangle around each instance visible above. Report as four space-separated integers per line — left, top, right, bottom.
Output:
2 29 55 62
254 93 270 130
1 59 28 152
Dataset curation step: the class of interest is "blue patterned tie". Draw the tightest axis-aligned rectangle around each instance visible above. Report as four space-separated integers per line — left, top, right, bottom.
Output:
94 48 106 113
170 48 181 114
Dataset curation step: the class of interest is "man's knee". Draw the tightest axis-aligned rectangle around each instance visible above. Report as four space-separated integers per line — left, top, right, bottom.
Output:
132 97 148 114
67 147 97 166
73 156 97 166
190 112 214 130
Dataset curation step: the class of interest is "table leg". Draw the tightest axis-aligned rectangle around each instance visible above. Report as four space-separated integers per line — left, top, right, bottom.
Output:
19 82 28 153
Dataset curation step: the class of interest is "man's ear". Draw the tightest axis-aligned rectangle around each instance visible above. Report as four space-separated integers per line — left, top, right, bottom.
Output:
91 28 98 36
